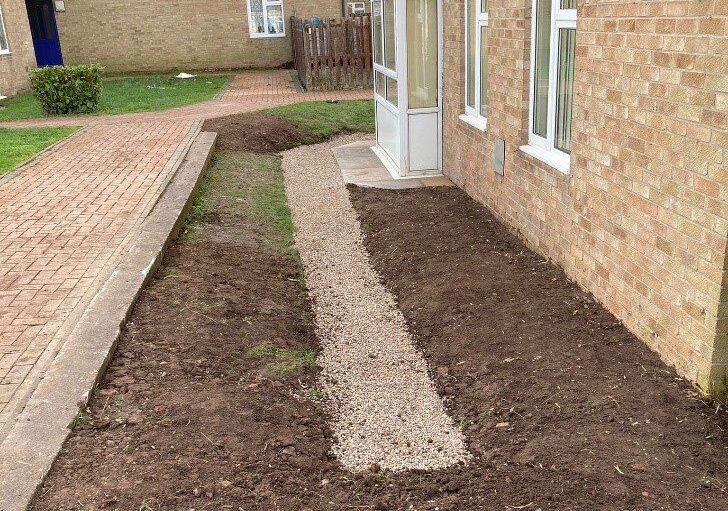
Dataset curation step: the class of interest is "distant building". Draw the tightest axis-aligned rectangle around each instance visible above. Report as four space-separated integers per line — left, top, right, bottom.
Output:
0 0 349 95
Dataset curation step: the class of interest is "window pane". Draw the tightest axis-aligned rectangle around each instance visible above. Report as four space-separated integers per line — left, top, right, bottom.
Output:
555 28 575 153
386 76 399 106
0 9 8 51
372 1 383 65
266 5 284 34
479 25 488 117
532 0 551 138
383 0 397 70
481 0 488 12
407 0 438 109
375 71 387 97
466 0 476 109
560 0 576 9
249 0 265 34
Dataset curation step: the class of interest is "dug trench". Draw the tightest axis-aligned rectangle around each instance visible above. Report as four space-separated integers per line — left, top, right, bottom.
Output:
31 108 727 510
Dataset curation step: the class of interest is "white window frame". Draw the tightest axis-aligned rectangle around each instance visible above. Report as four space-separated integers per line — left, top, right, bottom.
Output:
247 0 286 39
522 0 576 173
372 0 398 110
349 2 366 14
461 0 488 131
0 6 11 55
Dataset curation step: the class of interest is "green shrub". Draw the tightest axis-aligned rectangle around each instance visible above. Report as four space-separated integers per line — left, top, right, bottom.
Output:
30 64 104 115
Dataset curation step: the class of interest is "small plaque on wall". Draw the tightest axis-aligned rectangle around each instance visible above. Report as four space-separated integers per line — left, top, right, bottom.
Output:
54 1 66 12
493 138 505 176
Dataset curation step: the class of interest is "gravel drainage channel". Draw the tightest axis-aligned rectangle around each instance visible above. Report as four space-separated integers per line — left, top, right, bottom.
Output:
282 137 470 473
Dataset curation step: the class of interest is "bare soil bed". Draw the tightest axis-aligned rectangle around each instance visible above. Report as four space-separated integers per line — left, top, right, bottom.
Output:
347 185 728 510
30 111 726 510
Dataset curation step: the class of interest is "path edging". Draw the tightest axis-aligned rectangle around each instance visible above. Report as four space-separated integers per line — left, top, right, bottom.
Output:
0 132 218 511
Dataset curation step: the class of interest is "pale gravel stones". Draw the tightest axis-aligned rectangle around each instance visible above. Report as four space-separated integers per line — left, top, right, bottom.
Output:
282 136 470 473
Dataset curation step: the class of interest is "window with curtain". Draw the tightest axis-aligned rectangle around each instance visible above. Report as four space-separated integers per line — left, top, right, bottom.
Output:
248 0 285 38
0 6 10 54
463 0 488 127
526 0 576 172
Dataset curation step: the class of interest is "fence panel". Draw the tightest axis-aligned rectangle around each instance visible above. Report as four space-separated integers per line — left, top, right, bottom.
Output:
290 14 373 91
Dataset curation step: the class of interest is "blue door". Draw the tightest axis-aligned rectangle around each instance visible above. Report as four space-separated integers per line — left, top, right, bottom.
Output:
26 0 63 66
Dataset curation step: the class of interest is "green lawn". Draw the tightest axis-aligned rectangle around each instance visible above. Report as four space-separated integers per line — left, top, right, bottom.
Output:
0 74 230 122
267 99 375 141
0 127 79 175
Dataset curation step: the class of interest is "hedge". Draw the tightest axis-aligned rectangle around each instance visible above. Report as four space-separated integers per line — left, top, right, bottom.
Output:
30 64 104 115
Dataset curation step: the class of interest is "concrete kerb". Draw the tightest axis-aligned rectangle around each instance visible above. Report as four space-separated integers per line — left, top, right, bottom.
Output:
0 131 218 511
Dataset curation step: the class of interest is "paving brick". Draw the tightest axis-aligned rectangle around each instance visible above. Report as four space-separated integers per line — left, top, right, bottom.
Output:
0 70 371 441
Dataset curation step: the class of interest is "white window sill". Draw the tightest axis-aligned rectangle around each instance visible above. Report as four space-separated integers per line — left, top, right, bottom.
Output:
519 144 570 174
459 113 487 132
249 32 286 39
0 50 11 56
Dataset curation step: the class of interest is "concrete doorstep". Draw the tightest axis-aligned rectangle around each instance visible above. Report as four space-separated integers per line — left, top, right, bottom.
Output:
0 132 218 511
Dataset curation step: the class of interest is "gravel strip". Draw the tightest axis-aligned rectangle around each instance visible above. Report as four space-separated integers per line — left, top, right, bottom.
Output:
282 135 470 473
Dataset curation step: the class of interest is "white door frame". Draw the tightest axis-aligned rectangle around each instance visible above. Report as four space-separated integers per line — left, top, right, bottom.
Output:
373 0 443 178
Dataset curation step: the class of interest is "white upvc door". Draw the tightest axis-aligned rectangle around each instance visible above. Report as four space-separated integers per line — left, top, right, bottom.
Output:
372 0 442 177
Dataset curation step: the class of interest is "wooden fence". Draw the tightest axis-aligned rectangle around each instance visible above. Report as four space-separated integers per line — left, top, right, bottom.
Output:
291 14 373 91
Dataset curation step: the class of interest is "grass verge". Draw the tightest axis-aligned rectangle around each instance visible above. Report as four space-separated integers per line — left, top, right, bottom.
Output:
0 126 79 175
0 74 230 121
267 99 375 142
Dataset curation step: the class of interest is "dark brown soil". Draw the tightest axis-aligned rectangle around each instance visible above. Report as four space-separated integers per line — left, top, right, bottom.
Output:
31 112 727 511
202 112 309 153
347 185 728 510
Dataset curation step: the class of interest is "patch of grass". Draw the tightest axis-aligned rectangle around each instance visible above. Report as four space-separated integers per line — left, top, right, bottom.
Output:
0 73 230 121
267 99 375 142
477 409 495 421
0 127 78 175
139 499 156 511
69 411 88 429
458 418 473 431
304 386 324 400
185 151 295 253
249 342 318 373
250 156 295 250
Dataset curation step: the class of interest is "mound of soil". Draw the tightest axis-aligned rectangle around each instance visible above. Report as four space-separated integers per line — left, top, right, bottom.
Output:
202 112 309 153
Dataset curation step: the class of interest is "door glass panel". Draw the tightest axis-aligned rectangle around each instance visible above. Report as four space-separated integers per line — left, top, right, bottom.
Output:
480 0 488 12
466 0 476 109
555 28 575 153
532 0 551 138
383 0 396 71
375 71 387 97
479 25 488 117
560 0 576 9
407 0 438 109
386 76 398 106
372 0 383 65
266 5 284 34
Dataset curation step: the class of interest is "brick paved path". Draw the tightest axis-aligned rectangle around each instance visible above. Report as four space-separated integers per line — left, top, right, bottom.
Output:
0 70 372 441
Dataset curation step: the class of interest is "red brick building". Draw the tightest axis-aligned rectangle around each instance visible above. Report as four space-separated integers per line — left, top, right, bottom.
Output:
371 0 726 394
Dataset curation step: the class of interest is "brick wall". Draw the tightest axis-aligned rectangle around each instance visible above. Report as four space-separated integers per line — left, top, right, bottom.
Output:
0 0 36 94
54 0 343 73
442 0 727 392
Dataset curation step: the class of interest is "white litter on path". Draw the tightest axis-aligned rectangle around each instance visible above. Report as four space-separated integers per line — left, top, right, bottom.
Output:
282 135 470 473
175 72 197 79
